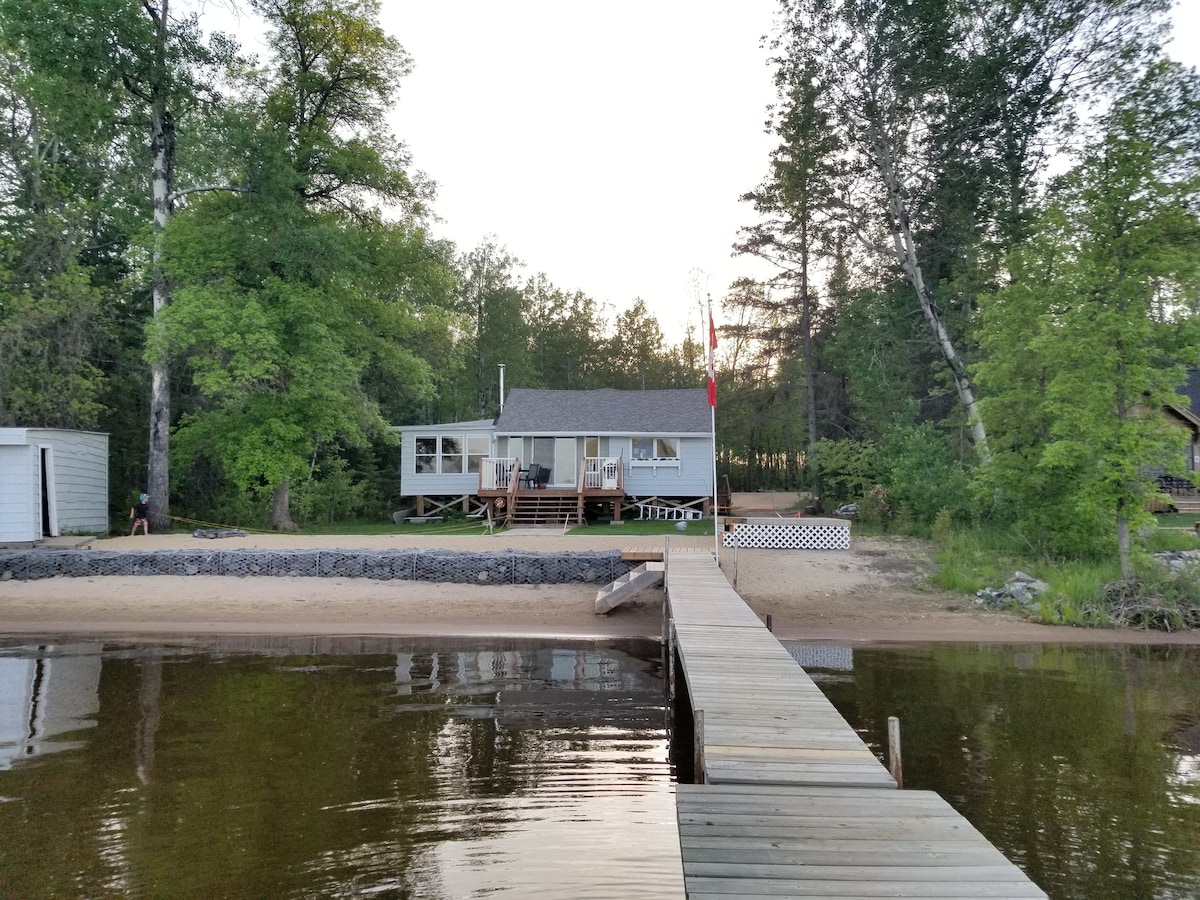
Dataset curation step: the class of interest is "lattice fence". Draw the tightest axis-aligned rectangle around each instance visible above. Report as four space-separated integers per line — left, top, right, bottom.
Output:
0 549 631 585
722 523 850 550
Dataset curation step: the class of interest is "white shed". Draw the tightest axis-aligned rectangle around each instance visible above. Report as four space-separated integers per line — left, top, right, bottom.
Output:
0 428 109 545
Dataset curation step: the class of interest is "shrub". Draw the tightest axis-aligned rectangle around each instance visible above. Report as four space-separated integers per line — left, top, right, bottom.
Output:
810 438 877 507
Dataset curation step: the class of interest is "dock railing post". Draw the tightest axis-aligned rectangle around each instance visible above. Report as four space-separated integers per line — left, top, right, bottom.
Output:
694 708 705 784
668 621 676 700
888 716 903 788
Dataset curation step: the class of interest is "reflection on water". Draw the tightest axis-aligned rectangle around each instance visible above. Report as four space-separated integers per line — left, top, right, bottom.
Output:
0 637 682 898
791 642 1200 900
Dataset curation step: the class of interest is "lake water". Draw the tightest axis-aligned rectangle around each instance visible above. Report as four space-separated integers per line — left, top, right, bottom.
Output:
0 637 683 898
794 642 1200 900
2 637 1198 899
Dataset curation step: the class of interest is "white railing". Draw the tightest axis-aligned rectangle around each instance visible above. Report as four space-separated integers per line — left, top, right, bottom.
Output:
582 456 622 490
481 457 517 491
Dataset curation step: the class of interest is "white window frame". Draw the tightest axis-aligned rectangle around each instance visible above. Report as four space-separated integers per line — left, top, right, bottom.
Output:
630 436 681 467
415 433 488 475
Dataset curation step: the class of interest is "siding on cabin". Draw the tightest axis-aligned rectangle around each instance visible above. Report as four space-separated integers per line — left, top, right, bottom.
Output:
398 422 494 496
623 435 713 496
499 433 713 497
397 418 714 499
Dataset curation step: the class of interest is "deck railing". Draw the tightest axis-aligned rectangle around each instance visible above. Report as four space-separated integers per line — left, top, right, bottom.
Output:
481 456 622 492
480 457 518 491
582 456 622 490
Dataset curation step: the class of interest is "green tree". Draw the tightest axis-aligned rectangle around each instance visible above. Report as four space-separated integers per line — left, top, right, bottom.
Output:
738 50 842 504
975 61 1200 577
0 0 238 530
524 275 607 390
455 239 530 417
160 0 448 530
606 299 670 390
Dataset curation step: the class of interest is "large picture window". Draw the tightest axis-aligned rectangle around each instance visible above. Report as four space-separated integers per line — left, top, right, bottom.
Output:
414 434 490 475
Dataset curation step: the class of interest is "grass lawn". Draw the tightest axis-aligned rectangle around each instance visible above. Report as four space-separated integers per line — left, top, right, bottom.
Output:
158 517 717 539
567 519 715 537
1152 513 1200 531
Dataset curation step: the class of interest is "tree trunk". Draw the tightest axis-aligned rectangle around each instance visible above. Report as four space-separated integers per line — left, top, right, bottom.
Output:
800 220 821 511
1115 504 1133 583
869 120 991 463
145 1 174 534
271 480 300 532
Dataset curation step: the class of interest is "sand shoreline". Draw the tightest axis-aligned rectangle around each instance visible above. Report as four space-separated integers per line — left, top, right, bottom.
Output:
2 531 1197 646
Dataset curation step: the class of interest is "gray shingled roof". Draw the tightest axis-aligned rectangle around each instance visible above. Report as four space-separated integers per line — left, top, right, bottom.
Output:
495 388 710 434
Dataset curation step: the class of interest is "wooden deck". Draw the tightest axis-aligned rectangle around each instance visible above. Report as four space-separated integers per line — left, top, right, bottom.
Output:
664 553 1047 898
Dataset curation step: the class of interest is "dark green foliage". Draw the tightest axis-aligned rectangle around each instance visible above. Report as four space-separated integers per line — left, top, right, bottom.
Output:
878 424 976 528
809 438 878 507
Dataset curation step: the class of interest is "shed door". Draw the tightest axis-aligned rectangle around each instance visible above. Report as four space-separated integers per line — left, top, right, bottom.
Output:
40 445 59 537
0 444 38 542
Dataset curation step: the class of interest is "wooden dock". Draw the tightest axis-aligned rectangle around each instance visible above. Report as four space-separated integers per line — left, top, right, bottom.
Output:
664 553 1047 898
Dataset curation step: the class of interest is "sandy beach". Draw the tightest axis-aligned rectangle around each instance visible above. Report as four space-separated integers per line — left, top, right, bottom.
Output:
2 530 1197 645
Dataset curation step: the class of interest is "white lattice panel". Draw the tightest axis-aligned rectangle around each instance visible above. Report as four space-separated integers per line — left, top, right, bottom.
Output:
723 522 850 550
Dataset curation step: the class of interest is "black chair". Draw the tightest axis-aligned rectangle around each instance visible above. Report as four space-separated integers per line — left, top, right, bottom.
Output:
521 463 542 489
535 465 551 488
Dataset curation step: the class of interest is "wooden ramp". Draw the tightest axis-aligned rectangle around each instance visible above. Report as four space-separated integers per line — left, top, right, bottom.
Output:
664 553 1046 898
594 561 664 614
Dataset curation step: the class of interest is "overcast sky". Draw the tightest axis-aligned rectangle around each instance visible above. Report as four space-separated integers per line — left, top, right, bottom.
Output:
213 2 1199 344
383 1 780 342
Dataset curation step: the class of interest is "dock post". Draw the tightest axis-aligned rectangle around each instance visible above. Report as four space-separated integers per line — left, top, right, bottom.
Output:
668 621 677 700
694 708 705 784
888 716 903 788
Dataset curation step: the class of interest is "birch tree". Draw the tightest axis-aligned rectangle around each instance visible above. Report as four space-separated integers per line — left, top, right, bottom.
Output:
775 0 1172 462
0 0 238 531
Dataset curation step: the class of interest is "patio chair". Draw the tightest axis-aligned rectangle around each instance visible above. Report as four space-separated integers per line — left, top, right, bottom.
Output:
521 463 542 489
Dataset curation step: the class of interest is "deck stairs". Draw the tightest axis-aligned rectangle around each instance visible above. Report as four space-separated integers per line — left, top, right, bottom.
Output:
594 561 665 614
509 493 580 526
1172 498 1200 514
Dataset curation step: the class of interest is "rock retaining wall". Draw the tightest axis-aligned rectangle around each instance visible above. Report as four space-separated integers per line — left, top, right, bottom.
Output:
0 549 633 585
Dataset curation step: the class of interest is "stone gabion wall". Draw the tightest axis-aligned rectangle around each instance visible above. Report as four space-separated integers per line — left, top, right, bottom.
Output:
0 549 633 585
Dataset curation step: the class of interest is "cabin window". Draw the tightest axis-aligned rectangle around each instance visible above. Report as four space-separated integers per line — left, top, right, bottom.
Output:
415 437 437 473
440 436 463 473
415 434 487 475
632 437 678 460
466 435 490 473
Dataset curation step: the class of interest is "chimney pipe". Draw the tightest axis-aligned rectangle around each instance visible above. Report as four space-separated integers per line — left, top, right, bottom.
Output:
498 364 506 413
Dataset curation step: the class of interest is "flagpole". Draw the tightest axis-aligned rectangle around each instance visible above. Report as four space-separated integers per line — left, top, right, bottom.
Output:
711 397 718 561
707 297 719 561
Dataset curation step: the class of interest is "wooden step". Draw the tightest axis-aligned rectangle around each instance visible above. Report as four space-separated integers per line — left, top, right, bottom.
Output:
594 562 665 615
510 493 580 526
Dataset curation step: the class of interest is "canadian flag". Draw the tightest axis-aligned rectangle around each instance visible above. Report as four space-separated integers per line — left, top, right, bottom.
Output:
707 311 717 407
